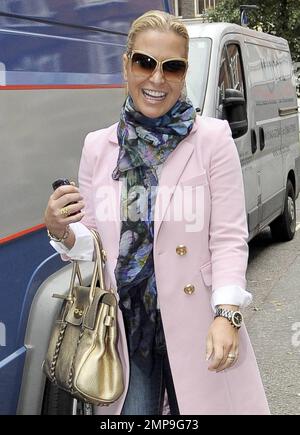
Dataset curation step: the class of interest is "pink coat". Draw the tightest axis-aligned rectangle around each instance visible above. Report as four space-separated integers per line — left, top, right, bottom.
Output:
78 116 270 415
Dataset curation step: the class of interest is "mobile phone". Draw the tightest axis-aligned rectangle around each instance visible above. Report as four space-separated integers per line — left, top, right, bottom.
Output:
52 178 79 215
52 178 71 191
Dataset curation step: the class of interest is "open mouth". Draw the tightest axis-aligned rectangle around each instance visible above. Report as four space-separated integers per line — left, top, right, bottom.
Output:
142 89 167 102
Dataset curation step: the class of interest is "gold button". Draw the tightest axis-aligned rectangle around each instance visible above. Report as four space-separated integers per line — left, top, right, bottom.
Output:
176 245 187 256
184 284 195 295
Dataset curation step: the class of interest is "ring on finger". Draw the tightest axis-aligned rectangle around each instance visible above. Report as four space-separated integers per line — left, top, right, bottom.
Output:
60 206 70 217
227 353 236 360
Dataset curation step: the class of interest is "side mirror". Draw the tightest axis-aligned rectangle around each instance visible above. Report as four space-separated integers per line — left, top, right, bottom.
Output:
222 89 248 138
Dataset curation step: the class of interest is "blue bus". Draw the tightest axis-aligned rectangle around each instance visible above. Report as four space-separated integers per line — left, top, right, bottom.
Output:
0 0 173 414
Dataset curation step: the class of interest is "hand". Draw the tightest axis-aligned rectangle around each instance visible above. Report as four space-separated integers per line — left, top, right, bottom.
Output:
44 184 85 239
206 308 239 372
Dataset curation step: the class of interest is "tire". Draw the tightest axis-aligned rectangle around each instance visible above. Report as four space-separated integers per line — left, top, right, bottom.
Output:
41 380 79 415
270 179 296 242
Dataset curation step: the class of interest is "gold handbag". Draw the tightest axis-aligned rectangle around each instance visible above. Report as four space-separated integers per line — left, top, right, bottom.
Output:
43 229 124 406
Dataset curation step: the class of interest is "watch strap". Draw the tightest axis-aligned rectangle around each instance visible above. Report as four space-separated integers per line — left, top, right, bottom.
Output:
215 307 242 328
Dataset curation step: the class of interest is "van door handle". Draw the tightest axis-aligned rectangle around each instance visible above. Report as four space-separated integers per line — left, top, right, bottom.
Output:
251 129 257 154
259 127 265 151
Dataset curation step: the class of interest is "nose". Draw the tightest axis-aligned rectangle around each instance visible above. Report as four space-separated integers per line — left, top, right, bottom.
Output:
149 66 165 85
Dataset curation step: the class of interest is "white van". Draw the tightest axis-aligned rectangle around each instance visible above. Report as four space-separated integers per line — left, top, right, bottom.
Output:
185 21 300 241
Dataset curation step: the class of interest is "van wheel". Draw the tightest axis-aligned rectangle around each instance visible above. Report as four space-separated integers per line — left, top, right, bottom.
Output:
41 379 82 415
270 179 296 241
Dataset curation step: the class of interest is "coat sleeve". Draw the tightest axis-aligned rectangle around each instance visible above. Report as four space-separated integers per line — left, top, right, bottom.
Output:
49 222 94 261
208 120 249 292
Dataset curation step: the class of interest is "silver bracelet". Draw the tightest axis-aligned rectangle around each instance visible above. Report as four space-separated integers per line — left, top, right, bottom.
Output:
47 225 70 242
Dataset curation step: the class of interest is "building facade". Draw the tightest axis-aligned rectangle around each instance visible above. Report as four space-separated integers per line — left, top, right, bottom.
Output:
173 0 220 18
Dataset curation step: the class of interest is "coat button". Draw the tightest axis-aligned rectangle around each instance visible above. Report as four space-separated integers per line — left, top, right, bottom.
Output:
176 245 187 256
184 284 195 295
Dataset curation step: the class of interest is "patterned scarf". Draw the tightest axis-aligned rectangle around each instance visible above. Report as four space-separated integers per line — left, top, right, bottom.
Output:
112 95 196 375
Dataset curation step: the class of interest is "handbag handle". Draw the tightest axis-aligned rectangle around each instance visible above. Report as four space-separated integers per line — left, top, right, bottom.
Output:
89 229 107 293
66 261 82 299
64 228 110 301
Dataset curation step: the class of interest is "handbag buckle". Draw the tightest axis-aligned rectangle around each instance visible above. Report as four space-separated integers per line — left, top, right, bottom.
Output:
74 307 84 318
104 315 114 327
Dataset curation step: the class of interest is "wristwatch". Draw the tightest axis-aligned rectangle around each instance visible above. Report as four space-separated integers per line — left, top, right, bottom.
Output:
215 307 243 329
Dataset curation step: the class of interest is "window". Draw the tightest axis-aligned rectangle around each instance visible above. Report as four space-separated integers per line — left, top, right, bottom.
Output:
195 0 216 15
218 47 232 104
174 0 183 17
217 44 246 122
186 37 212 113
226 44 245 95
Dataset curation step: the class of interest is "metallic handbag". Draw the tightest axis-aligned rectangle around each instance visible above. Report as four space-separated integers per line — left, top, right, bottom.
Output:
43 229 124 406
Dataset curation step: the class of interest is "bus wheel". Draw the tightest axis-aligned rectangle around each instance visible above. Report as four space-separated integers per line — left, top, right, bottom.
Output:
41 379 83 415
270 179 296 242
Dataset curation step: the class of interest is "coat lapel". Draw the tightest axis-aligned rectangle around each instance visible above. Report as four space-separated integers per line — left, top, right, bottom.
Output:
103 128 122 263
153 138 194 248
110 148 122 257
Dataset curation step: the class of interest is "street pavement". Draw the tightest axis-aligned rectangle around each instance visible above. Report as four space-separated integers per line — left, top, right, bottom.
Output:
245 197 300 415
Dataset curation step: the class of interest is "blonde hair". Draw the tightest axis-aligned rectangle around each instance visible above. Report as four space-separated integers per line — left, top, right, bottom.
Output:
127 10 189 55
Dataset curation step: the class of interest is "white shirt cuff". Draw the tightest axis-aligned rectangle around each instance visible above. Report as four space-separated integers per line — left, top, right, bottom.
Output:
49 222 94 261
211 285 253 313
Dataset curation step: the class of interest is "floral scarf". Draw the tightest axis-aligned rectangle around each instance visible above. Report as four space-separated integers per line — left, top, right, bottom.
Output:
112 95 196 375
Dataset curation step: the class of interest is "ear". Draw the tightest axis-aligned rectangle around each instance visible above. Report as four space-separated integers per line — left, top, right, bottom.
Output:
123 53 128 82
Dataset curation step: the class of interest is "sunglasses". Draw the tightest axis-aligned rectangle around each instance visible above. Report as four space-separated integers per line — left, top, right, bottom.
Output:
127 50 188 83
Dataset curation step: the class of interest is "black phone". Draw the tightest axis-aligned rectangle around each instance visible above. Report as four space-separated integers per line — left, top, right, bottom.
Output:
52 178 71 191
52 178 79 215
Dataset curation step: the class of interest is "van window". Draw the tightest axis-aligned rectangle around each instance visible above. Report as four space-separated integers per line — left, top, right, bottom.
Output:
218 47 232 103
186 37 212 113
227 44 245 95
217 44 246 121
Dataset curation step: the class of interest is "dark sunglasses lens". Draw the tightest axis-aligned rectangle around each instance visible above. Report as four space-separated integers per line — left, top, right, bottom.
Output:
163 60 187 80
131 53 157 76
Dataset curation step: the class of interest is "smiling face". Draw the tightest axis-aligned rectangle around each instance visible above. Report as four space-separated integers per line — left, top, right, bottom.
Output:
123 29 188 119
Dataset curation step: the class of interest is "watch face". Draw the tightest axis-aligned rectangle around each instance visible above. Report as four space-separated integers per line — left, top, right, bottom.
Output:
232 311 243 327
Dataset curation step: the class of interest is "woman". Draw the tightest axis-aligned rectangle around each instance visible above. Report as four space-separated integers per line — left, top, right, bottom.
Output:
45 10 270 415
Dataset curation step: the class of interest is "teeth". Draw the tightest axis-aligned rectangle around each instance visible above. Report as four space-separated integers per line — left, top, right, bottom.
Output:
143 89 166 98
